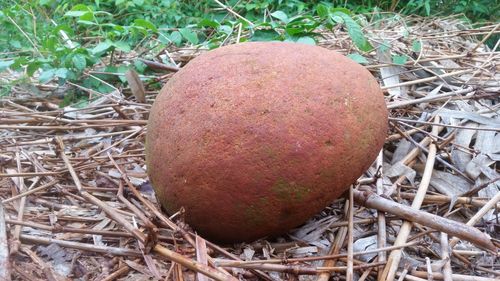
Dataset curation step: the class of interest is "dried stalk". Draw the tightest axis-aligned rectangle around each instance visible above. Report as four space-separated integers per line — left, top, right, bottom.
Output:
389 117 500 132
195 235 210 281
386 87 475 109
449 191 500 249
55 137 237 281
347 187 354 281
376 152 386 281
4 218 178 240
2 180 58 204
411 270 498 281
10 146 26 255
0 204 11 281
218 261 385 275
380 69 471 90
20 234 142 256
353 189 496 251
381 117 440 281
440 232 453 281
154 245 237 281
215 241 418 266
398 192 499 209
316 201 349 281
100 263 130 281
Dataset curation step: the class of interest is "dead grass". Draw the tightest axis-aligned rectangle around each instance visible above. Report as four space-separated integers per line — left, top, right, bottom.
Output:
0 14 499 281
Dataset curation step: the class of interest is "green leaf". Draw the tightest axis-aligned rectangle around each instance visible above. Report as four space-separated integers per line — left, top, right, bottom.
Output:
392 55 408 65
331 7 352 15
412 40 422 52
330 14 343 24
218 25 233 35
333 12 373 52
115 65 129 83
251 29 279 41
27 61 41 76
296 36 316 45
42 36 57 52
92 41 113 54
100 23 117 29
53 24 74 37
10 40 22 49
207 41 220 49
82 77 100 89
134 60 147 73
113 41 131 52
11 57 28 70
316 4 329 19
133 19 157 32
0 60 14 71
285 27 307 36
179 28 198 45
39 69 56 83
132 0 144 5
65 10 88 17
114 25 126 34
158 32 170 44
198 18 220 28
347 53 369 64
169 31 182 46
246 3 256 10
70 3 90 10
39 0 53 6
379 40 391 53
64 4 93 17
79 11 95 21
55 68 69 79
72 54 87 70
76 20 97 26
271 10 288 23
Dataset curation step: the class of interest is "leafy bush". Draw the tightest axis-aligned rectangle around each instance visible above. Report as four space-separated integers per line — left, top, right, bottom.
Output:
0 0 497 99
0 1 373 86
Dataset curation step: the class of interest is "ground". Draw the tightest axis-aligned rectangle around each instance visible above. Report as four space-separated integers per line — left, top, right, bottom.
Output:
0 14 499 281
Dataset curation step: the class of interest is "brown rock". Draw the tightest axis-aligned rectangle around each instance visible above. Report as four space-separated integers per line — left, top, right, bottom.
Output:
146 42 387 243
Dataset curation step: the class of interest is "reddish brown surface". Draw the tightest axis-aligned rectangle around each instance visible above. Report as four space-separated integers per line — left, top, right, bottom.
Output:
146 42 388 243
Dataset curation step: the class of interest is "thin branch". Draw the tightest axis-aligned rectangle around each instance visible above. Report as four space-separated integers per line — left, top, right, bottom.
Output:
353 189 496 252
213 0 254 26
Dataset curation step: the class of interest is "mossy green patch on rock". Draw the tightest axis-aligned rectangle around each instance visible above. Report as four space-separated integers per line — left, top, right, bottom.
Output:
271 179 311 203
241 197 269 227
263 145 278 160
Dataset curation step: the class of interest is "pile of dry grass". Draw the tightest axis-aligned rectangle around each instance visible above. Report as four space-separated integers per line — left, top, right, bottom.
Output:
0 14 498 281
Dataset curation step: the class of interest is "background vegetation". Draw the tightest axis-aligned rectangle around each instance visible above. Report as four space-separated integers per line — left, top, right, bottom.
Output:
0 0 498 102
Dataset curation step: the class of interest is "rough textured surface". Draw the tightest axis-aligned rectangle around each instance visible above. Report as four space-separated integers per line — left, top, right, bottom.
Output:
146 42 388 243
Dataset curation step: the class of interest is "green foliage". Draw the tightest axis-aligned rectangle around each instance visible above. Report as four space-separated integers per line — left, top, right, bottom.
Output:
402 0 497 21
0 0 497 100
392 55 408 65
0 0 375 86
325 0 498 22
347 53 369 64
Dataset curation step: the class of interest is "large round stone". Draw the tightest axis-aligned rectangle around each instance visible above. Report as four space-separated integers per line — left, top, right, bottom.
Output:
146 42 387 243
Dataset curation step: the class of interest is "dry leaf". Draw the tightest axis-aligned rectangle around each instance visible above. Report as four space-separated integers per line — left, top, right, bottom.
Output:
125 69 146 103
